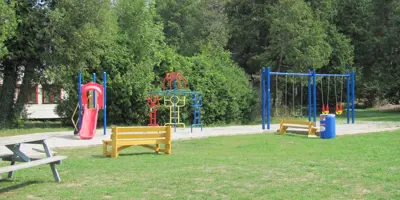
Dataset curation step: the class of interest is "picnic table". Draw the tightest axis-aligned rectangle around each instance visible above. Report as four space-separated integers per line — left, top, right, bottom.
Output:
0 135 67 182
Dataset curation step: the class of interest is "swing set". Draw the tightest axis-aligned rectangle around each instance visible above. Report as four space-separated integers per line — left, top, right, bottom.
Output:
320 76 345 115
261 67 355 130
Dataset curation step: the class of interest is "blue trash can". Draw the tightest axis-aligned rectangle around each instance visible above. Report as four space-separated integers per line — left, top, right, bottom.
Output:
320 114 336 139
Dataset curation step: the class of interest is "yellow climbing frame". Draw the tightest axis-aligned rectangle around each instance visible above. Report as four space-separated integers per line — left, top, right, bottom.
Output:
164 95 186 127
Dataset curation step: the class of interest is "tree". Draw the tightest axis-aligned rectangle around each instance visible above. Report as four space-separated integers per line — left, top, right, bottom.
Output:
155 0 229 56
0 0 51 128
225 0 275 74
48 0 117 124
101 0 165 125
0 0 17 58
266 0 332 71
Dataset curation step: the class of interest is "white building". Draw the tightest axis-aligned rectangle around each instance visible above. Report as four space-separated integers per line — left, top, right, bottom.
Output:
0 78 64 119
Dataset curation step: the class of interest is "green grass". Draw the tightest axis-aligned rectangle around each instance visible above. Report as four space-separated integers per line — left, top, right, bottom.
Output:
348 109 400 122
1 130 400 199
0 121 72 137
262 109 400 124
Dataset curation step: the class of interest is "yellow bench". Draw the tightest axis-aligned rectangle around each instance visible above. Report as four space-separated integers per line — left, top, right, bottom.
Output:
279 120 319 138
103 126 172 158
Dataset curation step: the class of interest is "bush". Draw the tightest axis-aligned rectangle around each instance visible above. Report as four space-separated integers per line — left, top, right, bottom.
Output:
152 46 257 126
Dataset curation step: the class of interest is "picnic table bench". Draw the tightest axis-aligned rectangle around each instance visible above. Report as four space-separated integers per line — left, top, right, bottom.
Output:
0 135 67 182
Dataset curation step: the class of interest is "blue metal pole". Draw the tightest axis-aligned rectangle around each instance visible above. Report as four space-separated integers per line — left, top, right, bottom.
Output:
308 70 311 122
352 71 355 124
267 67 271 130
77 72 82 133
93 73 96 109
103 72 107 135
270 72 309 76
261 68 266 130
346 72 350 124
313 70 317 124
315 74 351 77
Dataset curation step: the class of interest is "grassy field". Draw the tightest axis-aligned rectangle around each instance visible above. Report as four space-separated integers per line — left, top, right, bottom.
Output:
0 121 71 137
252 108 400 125
1 130 400 199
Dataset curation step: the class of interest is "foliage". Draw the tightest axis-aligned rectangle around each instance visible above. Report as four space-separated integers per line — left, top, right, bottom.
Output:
48 0 118 124
155 0 229 56
187 46 257 125
102 0 165 125
0 0 52 128
266 0 332 71
0 0 400 129
0 0 17 58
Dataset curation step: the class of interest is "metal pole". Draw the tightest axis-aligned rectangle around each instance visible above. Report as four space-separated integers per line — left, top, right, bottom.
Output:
173 79 177 132
315 74 351 77
347 72 350 124
93 73 96 109
261 68 266 130
313 70 317 124
352 71 355 124
77 72 82 133
308 70 311 122
103 72 107 135
267 67 271 130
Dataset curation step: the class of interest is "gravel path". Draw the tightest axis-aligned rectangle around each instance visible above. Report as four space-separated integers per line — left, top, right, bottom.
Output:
1 121 399 155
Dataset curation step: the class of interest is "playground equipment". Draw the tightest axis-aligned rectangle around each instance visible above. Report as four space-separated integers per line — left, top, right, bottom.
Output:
103 126 172 158
279 120 319 138
72 72 107 139
261 67 355 130
164 95 186 127
147 72 203 132
147 95 160 126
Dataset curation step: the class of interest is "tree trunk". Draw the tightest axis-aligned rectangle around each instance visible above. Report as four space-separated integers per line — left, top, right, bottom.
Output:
0 62 19 128
9 67 35 127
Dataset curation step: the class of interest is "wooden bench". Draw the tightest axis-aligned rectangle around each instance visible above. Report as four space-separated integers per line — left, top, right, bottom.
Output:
0 136 67 182
103 126 172 158
279 120 319 138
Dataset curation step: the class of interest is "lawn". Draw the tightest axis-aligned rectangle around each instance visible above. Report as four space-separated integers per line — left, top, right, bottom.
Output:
258 108 400 125
1 130 400 199
0 121 72 137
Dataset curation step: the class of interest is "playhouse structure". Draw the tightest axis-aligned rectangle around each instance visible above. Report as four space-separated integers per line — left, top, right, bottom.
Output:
147 72 203 132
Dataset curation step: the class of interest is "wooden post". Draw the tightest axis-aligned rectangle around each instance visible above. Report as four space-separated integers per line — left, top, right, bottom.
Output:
111 127 118 158
165 126 172 154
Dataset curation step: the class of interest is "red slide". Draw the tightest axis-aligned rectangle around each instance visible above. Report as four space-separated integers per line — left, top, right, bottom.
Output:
78 106 99 140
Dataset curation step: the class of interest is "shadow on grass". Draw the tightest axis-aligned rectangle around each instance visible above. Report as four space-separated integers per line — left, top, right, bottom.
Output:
0 180 39 193
91 152 160 158
281 133 318 139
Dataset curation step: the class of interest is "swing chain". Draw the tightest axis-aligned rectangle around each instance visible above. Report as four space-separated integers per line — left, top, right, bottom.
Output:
321 77 324 106
292 75 295 116
334 77 337 105
300 76 303 117
340 76 343 103
285 75 288 116
327 76 330 105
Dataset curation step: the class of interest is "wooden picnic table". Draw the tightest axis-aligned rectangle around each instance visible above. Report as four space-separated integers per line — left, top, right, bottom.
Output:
0 135 67 182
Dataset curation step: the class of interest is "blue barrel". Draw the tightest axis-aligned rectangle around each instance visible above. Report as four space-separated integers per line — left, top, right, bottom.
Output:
319 114 336 139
